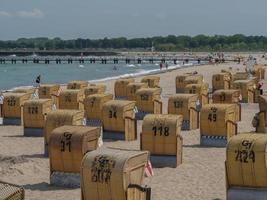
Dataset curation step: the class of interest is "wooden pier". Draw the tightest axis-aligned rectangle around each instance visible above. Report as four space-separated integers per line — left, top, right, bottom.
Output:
0 57 210 65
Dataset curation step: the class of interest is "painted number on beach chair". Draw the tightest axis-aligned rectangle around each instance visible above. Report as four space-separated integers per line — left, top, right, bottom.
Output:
7 98 16 106
235 140 255 163
152 126 170 136
28 106 38 114
60 132 72 152
109 110 117 118
208 113 217 122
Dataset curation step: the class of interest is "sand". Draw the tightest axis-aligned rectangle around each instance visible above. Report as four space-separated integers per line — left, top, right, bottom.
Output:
0 53 266 200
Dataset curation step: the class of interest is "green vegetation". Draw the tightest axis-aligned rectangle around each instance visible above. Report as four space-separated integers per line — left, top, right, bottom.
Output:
1 34 267 51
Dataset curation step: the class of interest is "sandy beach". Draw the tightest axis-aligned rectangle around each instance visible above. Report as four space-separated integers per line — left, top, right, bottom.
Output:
0 53 266 200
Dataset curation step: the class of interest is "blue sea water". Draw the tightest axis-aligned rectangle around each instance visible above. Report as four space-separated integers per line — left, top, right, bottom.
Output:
0 61 194 90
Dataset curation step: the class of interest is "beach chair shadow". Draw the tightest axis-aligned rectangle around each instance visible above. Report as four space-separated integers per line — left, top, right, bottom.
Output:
23 182 73 191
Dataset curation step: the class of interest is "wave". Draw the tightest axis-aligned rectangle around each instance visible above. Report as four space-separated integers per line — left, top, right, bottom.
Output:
6 63 197 91
91 63 194 83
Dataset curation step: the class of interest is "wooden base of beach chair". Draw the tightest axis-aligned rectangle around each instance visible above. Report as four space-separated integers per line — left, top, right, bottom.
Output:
127 184 151 200
135 111 150 120
228 187 267 200
150 155 177 168
86 119 103 147
24 128 43 137
103 131 125 140
200 135 227 147
2 118 21 126
115 96 128 100
50 172 80 188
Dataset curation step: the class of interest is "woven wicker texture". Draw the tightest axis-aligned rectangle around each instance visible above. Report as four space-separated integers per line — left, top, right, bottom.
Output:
226 133 267 188
114 78 135 97
126 83 148 101
200 104 237 137
49 125 100 174
136 88 162 113
141 76 160 88
0 181 24 200
141 114 183 157
44 109 84 144
3 92 31 118
59 89 84 110
102 100 135 132
81 147 148 200
84 94 113 120
23 99 52 128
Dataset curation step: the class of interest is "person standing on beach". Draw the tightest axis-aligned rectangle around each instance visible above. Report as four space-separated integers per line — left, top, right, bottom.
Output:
35 75 41 87
160 62 163 70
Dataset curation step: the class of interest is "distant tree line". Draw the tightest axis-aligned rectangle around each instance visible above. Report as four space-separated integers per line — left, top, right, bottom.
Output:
0 34 267 51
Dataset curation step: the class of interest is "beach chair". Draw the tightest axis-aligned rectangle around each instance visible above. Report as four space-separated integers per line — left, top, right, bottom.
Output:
81 148 151 200
212 89 241 121
114 78 134 100
141 114 183 168
126 82 148 101
141 76 160 88
1 92 31 125
135 88 162 120
49 125 100 187
44 109 84 156
38 84 60 108
102 100 136 141
67 80 88 90
232 79 256 103
200 104 238 147
226 133 267 200
212 72 231 92
23 99 52 137
58 89 84 110
168 94 199 130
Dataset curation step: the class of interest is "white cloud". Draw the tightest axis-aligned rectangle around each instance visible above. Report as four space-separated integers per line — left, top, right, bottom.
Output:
16 9 44 18
0 11 11 17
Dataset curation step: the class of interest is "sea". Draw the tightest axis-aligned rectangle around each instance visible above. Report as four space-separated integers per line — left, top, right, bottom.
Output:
0 60 198 91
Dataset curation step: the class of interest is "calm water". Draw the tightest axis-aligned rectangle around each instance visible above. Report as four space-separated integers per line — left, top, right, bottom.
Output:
0 61 194 90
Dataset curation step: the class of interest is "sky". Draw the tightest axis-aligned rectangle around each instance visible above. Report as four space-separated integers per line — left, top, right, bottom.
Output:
0 0 267 40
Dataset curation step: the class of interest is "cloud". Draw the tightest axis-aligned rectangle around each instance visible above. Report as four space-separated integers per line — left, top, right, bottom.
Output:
16 9 44 18
0 9 44 19
0 11 11 17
